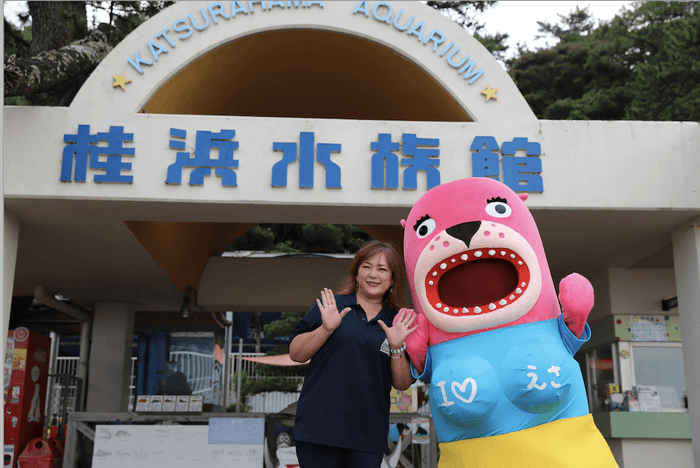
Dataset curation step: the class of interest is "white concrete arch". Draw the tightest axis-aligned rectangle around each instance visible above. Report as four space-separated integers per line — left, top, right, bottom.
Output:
70 1 536 123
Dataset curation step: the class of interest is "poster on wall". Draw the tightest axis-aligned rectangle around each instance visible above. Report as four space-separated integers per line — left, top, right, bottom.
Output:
390 387 417 412
629 316 667 341
92 418 264 467
137 329 225 412
636 385 663 412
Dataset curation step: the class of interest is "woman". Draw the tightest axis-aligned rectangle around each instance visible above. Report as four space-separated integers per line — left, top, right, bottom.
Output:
289 240 417 468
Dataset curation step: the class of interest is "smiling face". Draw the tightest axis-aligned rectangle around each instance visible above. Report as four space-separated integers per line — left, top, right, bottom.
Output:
356 252 393 302
403 178 557 335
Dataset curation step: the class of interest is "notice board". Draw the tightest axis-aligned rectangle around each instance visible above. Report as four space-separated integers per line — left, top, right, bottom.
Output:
92 418 264 467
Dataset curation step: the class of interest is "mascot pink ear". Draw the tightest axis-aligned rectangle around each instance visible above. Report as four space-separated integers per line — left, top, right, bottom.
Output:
400 219 407 228
519 193 529 202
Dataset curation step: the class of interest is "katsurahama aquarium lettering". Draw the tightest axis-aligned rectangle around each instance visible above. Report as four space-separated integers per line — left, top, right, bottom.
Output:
127 1 484 84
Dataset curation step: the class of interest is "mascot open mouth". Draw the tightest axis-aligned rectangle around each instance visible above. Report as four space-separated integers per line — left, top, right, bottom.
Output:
424 248 531 316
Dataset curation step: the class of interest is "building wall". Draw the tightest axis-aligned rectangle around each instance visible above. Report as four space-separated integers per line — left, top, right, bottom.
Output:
617 439 693 468
609 268 677 317
589 269 613 323
4 111 699 213
588 267 677 323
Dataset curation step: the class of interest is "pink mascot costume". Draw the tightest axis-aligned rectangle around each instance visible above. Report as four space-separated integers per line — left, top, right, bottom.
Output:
397 177 618 467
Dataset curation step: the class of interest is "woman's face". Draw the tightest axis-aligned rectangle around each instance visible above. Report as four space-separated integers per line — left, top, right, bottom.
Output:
356 252 393 301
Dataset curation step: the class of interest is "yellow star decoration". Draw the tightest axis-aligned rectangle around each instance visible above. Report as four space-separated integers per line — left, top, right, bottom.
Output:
481 84 498 101
112 72 131 90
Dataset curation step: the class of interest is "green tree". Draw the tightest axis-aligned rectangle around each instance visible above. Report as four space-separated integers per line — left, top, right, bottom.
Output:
227 312 308 411
263 312 305 343
258 314 308 378
301 224 343 253
86 1 175 46
228 225 277 252
620 1 700 121
227 223 371 254
472 30 510 63
426 1 497 31
4 1 172 105
427 1 511 62
4 5 31 58
535 5 596 42
509 1 699 122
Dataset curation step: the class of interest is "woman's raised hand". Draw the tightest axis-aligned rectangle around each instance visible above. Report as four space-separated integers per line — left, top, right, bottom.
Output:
316 287 352 333
378 308 418 349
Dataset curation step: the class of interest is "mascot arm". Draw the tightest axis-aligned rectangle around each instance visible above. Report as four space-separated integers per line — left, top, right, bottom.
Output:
394 309 429 374
558 273 594 338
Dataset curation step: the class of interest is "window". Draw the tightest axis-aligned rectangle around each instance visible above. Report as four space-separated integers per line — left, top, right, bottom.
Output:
576 341 688 412
576 344 617 413
631 343 687 411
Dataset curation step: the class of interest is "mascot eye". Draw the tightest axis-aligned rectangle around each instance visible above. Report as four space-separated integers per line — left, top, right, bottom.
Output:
414 216 436 239
485 198 512 218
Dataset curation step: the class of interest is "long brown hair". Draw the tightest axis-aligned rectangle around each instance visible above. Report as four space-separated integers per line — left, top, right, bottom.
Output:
338 240 407 310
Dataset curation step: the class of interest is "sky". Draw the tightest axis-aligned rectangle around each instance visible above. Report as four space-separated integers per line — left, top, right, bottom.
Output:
478 1 634 59
4 1 635 60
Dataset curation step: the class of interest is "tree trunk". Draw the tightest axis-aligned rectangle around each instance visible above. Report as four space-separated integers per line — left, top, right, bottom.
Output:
4 27 111 104
28 1 88 56
3 1 105 106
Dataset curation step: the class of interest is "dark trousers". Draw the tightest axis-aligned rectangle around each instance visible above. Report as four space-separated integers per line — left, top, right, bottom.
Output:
295 441 384 468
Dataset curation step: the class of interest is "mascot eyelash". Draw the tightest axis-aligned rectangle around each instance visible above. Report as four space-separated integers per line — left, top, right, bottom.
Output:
413 214 432 231
487 196 507 204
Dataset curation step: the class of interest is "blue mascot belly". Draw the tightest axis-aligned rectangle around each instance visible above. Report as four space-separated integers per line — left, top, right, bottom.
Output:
422 318 589 442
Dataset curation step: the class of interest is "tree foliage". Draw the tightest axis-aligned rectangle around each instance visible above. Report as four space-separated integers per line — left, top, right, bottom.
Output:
6 0 698 122
427 1 511 62
263 312 305 341
535 5 596 42
4 2 98 105
426 1 496 31
3 1 172 105
228 223 371 254
509 1 699 122
86 1 174 46
227 370 300 411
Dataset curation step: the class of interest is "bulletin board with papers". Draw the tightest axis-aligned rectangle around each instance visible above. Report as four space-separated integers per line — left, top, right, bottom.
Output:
91 418 264 467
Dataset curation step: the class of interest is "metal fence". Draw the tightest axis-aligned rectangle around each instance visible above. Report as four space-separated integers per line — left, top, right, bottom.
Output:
51 357 137 412
50 354 439 417
44 373 82 440
51 354 432 415
169 350 216 398
52 353 302 414
228 353 303 413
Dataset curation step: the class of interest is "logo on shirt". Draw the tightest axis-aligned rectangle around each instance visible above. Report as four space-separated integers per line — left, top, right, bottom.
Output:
380 339 391 356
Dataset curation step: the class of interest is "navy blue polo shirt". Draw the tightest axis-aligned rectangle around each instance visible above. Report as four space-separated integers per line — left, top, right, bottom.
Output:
290 292 399 454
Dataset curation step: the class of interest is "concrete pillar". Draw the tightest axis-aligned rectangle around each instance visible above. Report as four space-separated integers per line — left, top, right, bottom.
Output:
85 302 135 412
4 210 20 345
672 220 700 467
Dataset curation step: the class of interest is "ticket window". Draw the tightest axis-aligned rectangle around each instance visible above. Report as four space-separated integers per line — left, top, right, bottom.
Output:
630 343 687 411
576 341 688 413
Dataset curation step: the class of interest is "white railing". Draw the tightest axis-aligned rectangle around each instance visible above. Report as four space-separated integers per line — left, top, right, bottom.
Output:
247 391 301 413
169 350 215 398
53 353 303 413
52 357 137 410
227 353 303 412
53 354 429 415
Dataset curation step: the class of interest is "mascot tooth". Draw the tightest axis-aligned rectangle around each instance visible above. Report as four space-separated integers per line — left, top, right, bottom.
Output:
397 177 619 468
